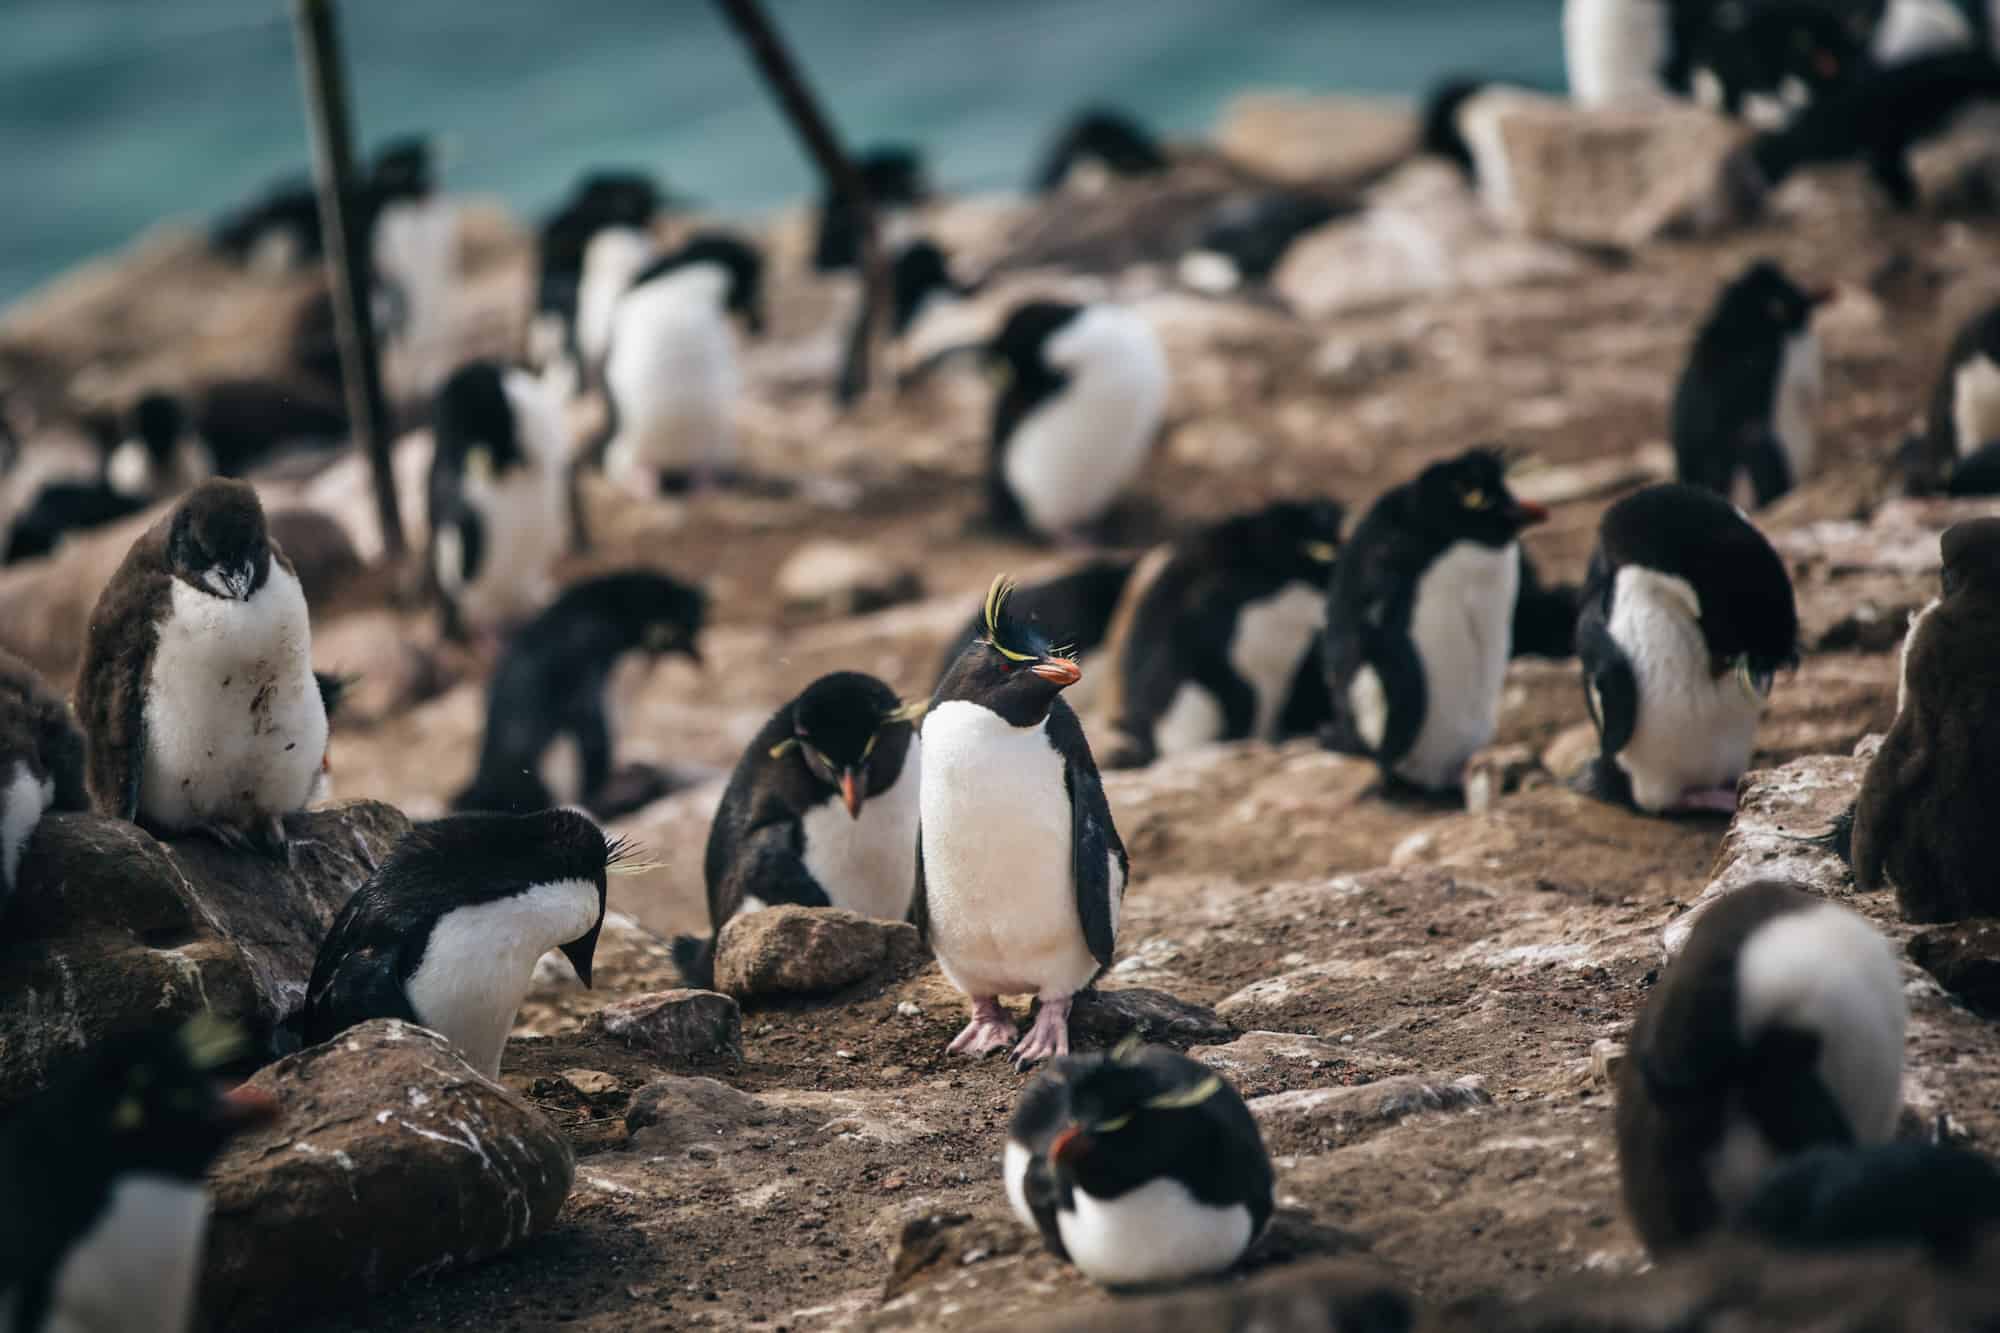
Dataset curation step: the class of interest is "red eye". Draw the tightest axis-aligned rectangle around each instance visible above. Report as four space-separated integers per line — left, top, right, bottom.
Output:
997 660 1013 673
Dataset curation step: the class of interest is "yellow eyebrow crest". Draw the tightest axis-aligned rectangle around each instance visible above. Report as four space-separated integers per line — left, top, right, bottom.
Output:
982 574 1036 661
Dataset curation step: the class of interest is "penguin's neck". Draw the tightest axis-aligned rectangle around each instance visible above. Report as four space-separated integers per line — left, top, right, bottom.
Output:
405 877 600 1078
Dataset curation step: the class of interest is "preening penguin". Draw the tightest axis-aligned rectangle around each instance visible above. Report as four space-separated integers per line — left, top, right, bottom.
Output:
0 1017 278 1333
451 570 706 817
1574 483 1798 815
1615 880 1905 1257
301 808 617 1078
1853 517 2000 921
1732 1141 2000 1263
674 673 925 988
985 301 1168 539
1671 260 1829 509
1321 448 1547 792
0 650 86 905
73 480 328 856
1005 1041 1273 1286
1902 299 2000 494
919 576 1127 1068
600 231 765 493
426 360 571 639
1103 498 1343 770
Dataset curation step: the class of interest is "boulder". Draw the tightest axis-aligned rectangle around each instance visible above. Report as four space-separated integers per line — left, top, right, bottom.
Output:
885 1211 1035 1302
1908 923 2000 1018
0 803 408 1112
198 1020 574 1330
591 988 742 1059
1249 1074 1491 1139
623 1074 776 1151
1211 91 1415 184
775 539 923 618
1066 985 1236 1047
970 1256 1414 1333
712 905 924 1001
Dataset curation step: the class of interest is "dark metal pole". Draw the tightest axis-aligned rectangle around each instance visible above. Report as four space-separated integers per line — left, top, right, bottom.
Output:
292 0 405 557
713 0 892 406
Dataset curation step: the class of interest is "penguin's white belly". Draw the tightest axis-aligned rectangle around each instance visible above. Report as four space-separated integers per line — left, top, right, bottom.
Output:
1003 314 1167 534
1229 582 1326 741
1396 541 1518 789
1563 0 1670 106
405 877 601 1078
920 702 1114 998
374 199 459 396
42 1175 206 1333
1055 1177 1254 1286
1606 566 1764 812
1 760 51 893
577 227 655 370
1153 684 1225 757
449 464 566 629
1772 331 1821 486
798 745 922 922
1874 0 1973 64
1952 354 2000 458
604 273 739 478
140 567 327 831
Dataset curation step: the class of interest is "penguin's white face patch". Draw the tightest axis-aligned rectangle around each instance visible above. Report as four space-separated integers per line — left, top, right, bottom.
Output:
797 736 922 922
604 263 742 480
1054 1177 1255 1286
1 759 50 893
47 1174 207 1333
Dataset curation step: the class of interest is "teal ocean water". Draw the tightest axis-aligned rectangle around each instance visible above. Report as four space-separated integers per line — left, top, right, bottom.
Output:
0 0 1563 305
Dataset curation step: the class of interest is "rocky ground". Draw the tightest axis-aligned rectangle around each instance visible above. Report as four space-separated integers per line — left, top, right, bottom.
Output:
6 91 2000 1332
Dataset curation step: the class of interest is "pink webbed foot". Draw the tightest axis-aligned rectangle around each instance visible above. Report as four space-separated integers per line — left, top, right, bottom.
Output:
1012 994 1073 1071
1675 785 1741 814
947 997 1017 1057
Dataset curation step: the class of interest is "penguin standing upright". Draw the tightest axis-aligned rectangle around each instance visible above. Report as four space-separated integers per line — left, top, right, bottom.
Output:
1005 1041 1273 1286
1853 517 2000 921
1321 448 1547 792
1671 260 1830 509
675 673 926 987
451 571 706 817
0 1018 278 1333
1903 299 2000 494
0 650 86 905
600 232 764 493
919 576 1126 1067
1616 880 1906 1257
72 480 328 856
1574 483 1798 815
426 360 571 640
301 808 614 1078
834 239 978 407
1103 498 1343 770
1564 0 1673 106
574 226 656 383
529 171 663 391
985 301 1168 539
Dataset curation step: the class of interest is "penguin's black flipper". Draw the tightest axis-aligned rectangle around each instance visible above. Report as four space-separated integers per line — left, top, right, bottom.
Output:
1049 699 1124 970
1369 627 1428 771
1744 432 1795 509
301 940 419 1047
1575 571 1638 759
911 828 930 945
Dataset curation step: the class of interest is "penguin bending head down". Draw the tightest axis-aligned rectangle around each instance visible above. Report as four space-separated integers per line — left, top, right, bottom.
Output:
1853 517 2000 921
919 576 1127 1068
675 673 926 988
301 808 616 1078
1575 483 1798 815
0 650 86 906
1321 448 1547 792
0 1017 278 1333
985 300 1168 539
1005 1040 1273 1287
1615 880 1905 1257
1671 260 1830 509
73 480 328 858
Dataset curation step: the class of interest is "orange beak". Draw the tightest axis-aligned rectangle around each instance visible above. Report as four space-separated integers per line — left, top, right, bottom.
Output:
840 770 863 820
1511 498 1549 527
1050 1124 1087 1169
218 1082 282 1130
1030 658 1082 687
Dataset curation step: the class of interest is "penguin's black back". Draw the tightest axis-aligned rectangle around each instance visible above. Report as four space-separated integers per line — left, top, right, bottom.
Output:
1031 107 1168 192
933 558 1136 688
1670 260 1816 502
3 482 148 565
1734 1142 2000 1263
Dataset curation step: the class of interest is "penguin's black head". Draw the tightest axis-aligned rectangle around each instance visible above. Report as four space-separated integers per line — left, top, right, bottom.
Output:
1419 75 1491 176
58 1016 278 1183
1702 2 1866 95
1711 259 1830 340
777 672 926 820
1217 496 1345 583
167 479 272 602
1940 517 2000 599
853 145 929 206
936 574 1083 727
1034 106 1168 192
370 137 434 202
987 301 1084 390
132 391 186 465
590 569 707 663
573 172 663 228
890 240 966 337
1044 1042 1235 1192
1412 448 1547 547
637 232 764 337
432 361 525 474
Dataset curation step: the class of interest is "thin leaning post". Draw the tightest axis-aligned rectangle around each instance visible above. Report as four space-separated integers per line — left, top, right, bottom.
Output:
292 0 405 557
712 0 893 408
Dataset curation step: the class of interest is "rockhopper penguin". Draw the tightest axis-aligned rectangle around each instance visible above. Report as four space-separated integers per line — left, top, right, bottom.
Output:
1902 299 2000 495
1574 483 1798 815
1321 448 1548 791
73 480 328 857
918 575 1127 1068
301 808 617 1078
674 672 926 988
0 1017 278 1333
1853 516 2000 921
1005 1040 1273 1286
932 559 1137 711
0 650 85 908
1616 881 1904 1257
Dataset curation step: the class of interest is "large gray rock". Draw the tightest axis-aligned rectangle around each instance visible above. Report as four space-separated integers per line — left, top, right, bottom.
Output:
592 988 742 1059
712 905 924 1001
0 803 408 1111
970 1256 1414 1333
198 1020 574 1330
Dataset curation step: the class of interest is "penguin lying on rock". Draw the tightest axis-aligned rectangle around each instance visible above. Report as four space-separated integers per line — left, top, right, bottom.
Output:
1617 880 1905 1258
301 808 616 1078
0 650 86 907
1321 448 1547 792
73 480 328 859
674 672 925 988
1575 483 1798 815
1006 1040 1273 1287
451 571 706 818
920 576 1126 1068
0 1017 278 1333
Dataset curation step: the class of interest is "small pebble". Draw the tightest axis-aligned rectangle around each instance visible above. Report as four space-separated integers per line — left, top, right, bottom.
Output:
896 1001 922 1018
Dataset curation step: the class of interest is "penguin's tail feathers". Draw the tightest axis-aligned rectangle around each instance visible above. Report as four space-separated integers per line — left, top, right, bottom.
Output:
671 933 716 990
